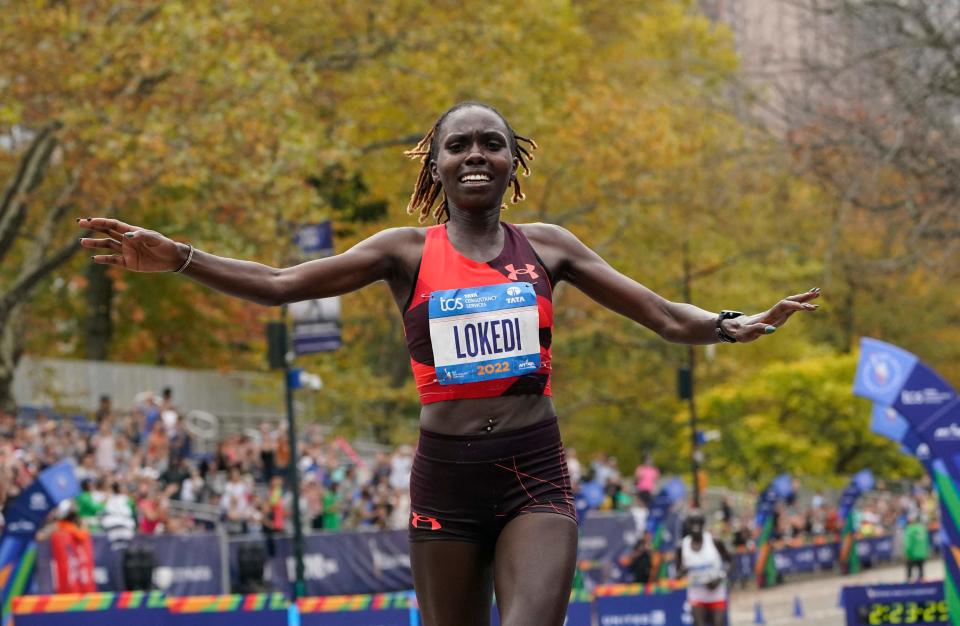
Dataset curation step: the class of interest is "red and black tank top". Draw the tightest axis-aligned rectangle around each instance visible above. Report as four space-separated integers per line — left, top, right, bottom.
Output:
402 223 553 405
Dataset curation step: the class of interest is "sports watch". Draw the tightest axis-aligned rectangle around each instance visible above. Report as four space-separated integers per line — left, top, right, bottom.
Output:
715 310 743 343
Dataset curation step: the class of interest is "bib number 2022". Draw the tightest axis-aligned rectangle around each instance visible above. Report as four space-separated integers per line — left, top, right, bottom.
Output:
477 362 510 376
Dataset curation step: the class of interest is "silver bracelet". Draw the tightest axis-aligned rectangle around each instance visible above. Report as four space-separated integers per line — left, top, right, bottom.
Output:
174 244 194 273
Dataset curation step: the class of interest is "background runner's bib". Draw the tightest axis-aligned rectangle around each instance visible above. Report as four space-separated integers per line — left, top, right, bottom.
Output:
428 283 541 385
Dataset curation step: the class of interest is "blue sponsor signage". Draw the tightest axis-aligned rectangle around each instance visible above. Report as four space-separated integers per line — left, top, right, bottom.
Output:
893 363 956 425
595 590 692 626
842 582 947 625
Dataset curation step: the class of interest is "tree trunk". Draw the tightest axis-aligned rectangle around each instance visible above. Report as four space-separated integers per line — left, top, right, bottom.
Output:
0 304 24 414
83 262 113 360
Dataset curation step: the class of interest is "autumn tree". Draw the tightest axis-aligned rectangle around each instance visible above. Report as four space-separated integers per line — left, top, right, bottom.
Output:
730 0 960 380
6 1 857 481
0 1 325 409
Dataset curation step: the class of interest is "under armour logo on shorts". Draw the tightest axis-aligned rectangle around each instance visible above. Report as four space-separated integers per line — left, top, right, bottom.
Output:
410 512 442 531
504 264 539 281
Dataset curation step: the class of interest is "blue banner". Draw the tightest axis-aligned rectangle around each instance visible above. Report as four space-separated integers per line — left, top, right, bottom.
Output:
232 529 413 597
892 363 956 426
842 581 947 626
595 589 690 626
577 513 644 584
34 533 222 596
729 536 893 583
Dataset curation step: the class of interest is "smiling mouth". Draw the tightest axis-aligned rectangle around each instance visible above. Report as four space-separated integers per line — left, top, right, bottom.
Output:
459 173 492 184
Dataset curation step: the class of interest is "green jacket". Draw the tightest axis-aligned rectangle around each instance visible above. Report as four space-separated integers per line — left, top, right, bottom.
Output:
75 492 105 531
903 522 930 561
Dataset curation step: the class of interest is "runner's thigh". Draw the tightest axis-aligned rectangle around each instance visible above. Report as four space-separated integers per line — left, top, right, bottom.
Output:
411 540 494 626
493 513 578 626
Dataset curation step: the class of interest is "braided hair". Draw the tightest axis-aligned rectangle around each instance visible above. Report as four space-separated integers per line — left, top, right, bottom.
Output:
404 102 537 224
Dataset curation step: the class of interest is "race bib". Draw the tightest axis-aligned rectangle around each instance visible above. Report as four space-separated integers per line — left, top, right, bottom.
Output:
428 283 541 385
688 564 724 586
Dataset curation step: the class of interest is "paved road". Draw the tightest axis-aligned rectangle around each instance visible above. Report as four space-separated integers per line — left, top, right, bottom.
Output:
728 560 944 626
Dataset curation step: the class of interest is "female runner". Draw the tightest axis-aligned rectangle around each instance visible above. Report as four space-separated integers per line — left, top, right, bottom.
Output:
78 101 819 626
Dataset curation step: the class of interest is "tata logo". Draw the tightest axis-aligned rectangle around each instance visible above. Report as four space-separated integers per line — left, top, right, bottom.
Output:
901 388 953 406
864 352 904 394
439 297 464 312
506 286 522 297
934 423 960 440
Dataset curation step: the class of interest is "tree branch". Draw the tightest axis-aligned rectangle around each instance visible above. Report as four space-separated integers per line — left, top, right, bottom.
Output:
0 122 62 266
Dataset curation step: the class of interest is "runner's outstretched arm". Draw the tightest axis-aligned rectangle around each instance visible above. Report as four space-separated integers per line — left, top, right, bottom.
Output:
525 223 819 345
78 218 414 306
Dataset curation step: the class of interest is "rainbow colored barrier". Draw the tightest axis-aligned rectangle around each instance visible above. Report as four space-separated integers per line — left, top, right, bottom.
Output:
9 585 707 626
594 579 687 596
12 591 167 626
297 592 415 626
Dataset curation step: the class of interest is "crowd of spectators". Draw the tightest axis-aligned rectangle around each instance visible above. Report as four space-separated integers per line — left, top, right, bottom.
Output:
0 389 412 543
0 390 939 554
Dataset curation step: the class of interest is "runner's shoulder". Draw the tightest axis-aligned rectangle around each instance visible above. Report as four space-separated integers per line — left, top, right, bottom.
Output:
514 222 583 251
367 226 428 254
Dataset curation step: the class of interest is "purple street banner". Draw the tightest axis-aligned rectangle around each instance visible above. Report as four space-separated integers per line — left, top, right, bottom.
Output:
853 338 960 624
594 586 692 626
1 461 80 626
842 582 947 626
11 592 167 626
291 220 341 354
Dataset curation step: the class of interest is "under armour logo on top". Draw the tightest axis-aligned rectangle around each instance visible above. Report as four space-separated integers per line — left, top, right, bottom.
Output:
504 263 539 281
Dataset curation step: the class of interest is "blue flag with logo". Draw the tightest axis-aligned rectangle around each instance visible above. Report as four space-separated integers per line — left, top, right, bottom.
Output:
1 462 79 626
870 404 910 443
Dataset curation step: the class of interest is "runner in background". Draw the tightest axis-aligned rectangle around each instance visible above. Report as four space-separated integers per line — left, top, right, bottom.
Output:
677 511 731 626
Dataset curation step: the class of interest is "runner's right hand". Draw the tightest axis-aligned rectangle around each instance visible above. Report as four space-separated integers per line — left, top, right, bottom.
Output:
78 218 188 273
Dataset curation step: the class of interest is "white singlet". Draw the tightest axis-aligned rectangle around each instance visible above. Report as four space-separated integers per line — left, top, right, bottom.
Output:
681 531 727 604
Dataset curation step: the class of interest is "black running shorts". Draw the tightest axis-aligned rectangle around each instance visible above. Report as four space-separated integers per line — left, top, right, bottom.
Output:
408 417 577 543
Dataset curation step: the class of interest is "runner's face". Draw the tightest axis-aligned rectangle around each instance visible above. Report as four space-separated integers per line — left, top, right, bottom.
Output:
431 106 518 215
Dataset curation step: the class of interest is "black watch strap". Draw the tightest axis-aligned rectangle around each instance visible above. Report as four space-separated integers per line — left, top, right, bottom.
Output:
716 310 743 343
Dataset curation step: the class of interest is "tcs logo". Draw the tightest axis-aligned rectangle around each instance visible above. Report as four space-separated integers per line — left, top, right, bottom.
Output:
504 264 538 281
439 297 464 312
410 512 442 531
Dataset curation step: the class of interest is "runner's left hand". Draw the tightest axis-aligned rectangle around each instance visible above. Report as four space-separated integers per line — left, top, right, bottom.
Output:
722 288 821 343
